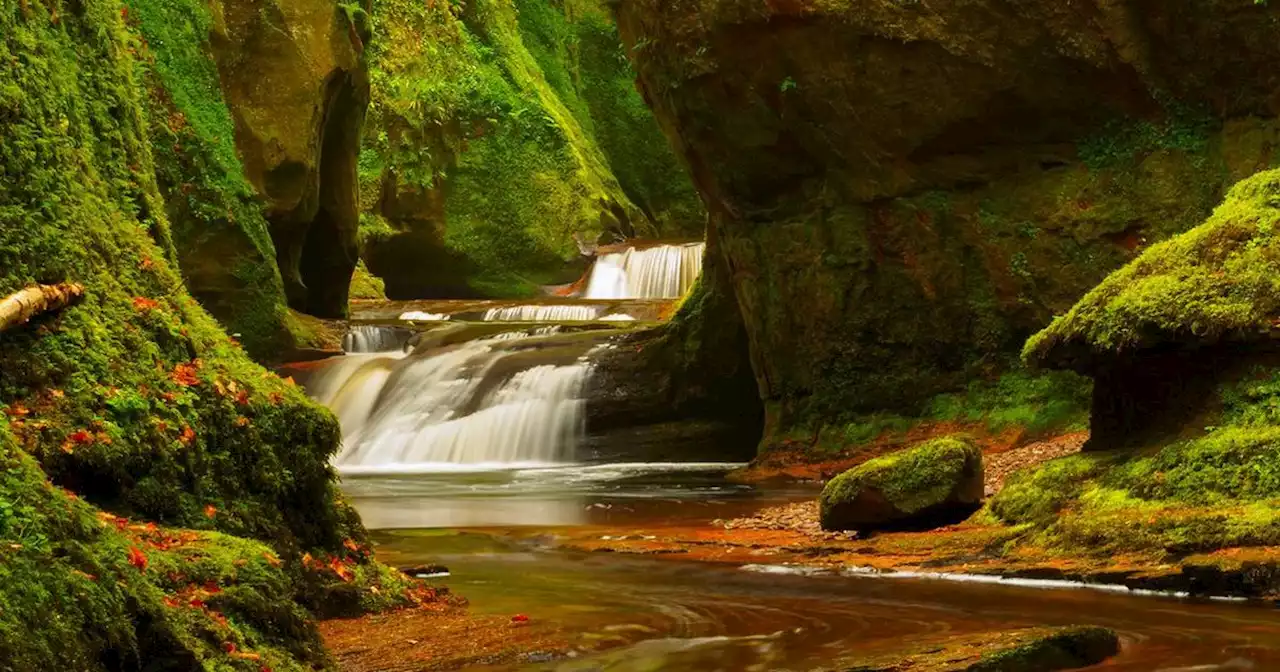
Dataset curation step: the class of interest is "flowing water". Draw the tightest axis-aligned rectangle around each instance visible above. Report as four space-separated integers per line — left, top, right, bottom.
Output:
584 242 704 300
350 467 1280 671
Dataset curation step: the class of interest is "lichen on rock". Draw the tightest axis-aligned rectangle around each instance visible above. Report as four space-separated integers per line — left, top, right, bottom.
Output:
819 436 983 532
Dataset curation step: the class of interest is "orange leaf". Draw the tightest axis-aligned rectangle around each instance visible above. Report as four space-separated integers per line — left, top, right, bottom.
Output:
171 363 199 387
234 416 250 428
204 504 217 519
68 430 94 445
132 297 159 312
127 547 148 572
179 426 196 446
262 552 282 568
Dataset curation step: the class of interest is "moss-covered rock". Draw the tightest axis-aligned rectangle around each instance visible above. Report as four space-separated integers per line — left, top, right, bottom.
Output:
612 0 1280 446
1026 168 1280 373
358 0 704 298
207 0 370 318
842 626 1120 672
819 437 983 532
0 0 415 664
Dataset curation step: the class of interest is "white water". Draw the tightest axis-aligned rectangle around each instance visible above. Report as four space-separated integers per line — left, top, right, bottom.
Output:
483 304 602 321
399 311 451 321
584 242 705 299
342 325 410 353
305 331 594 472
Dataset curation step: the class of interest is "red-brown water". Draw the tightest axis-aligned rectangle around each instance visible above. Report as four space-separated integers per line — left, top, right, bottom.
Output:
347 468 1280 671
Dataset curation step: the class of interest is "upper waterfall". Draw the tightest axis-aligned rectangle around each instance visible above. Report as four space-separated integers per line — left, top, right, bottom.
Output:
584 242 705 299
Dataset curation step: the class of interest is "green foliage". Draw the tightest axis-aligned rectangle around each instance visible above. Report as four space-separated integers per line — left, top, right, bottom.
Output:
359 0 702 295
1025 168 1280 370
925 370 1091 434
1077 106 1215 171
820 436 981 516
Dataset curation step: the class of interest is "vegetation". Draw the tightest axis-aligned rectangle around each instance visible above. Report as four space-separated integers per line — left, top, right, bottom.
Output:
0 0 418 665
358 0 703 296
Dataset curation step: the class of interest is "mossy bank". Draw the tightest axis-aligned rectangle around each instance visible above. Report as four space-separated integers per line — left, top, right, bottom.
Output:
0 0 419 666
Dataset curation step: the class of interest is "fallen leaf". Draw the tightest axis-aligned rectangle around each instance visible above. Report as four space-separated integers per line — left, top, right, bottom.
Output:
127 547 148 572
204 504 217 519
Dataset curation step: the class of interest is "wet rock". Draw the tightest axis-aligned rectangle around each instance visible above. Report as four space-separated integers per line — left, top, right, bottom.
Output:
819 437 983 533
839 625 1120 672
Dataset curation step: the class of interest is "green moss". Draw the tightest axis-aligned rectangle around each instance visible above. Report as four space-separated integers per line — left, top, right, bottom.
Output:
349 260 388 300
969 626 1120 672
1025 168 1280 371
359 0 703 296
0 0 416 665
820 436 981 519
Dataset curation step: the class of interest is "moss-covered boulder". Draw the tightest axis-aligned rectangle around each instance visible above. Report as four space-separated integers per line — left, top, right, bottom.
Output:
819 437 983 532
358 0 704 298
1022 169 1280 448
612 0 1280 447
843 626 1120 672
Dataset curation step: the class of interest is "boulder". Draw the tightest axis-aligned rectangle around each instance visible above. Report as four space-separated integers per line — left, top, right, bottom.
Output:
819 436 984 532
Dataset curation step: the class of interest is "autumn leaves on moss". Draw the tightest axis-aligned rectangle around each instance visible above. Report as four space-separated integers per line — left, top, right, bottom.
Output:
0 0 422 667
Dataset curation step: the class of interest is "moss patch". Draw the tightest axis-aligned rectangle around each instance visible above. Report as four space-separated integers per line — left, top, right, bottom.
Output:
843 626 1120 672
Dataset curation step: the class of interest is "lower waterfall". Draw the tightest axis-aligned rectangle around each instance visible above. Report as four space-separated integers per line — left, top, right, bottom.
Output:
304 328 597 473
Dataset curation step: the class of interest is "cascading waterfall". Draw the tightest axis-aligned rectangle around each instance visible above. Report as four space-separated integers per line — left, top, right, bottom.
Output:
342 325 412 353
304 329 596 473
483 305 603 321
584 242 705 299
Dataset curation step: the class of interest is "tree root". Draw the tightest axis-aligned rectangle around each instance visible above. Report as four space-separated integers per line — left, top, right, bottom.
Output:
0 283 85 333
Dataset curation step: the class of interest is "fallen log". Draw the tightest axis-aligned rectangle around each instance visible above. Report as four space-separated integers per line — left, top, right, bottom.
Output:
0 283 85 333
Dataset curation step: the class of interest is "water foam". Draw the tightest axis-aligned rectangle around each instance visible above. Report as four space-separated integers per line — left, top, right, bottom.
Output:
584 242 705 299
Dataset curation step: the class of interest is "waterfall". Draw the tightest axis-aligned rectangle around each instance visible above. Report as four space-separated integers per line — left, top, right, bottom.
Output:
583 242 705 299
303 330 595 473
483 305 602 321
342 325 412 353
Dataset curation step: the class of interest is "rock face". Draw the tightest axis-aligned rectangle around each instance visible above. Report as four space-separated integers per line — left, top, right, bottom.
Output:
585 227 762 461
358 0 705 298
209 0 371 317
612 0 1280 443
819 437 983 532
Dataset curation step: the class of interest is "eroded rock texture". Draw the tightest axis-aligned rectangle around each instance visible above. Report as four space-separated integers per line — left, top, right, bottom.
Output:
210 0 371 317
612 0 1280 440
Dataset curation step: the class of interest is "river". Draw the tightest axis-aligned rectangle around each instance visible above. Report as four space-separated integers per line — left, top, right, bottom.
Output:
344 465 1280 671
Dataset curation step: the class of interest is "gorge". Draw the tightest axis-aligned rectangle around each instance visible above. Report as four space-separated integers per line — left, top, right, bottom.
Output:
7 0 1280 670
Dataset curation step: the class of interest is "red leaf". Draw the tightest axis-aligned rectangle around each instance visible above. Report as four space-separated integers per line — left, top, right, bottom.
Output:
132 297 159 312
127 547 148 572
222 642 236 654
68 430 94 445
171 363 199 387
511 614 529 623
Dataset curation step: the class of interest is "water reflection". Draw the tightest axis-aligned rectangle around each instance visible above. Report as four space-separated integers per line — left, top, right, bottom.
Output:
340 462 771 529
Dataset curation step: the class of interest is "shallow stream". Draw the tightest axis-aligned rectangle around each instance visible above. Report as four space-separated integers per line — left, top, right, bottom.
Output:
345 466 1280 671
